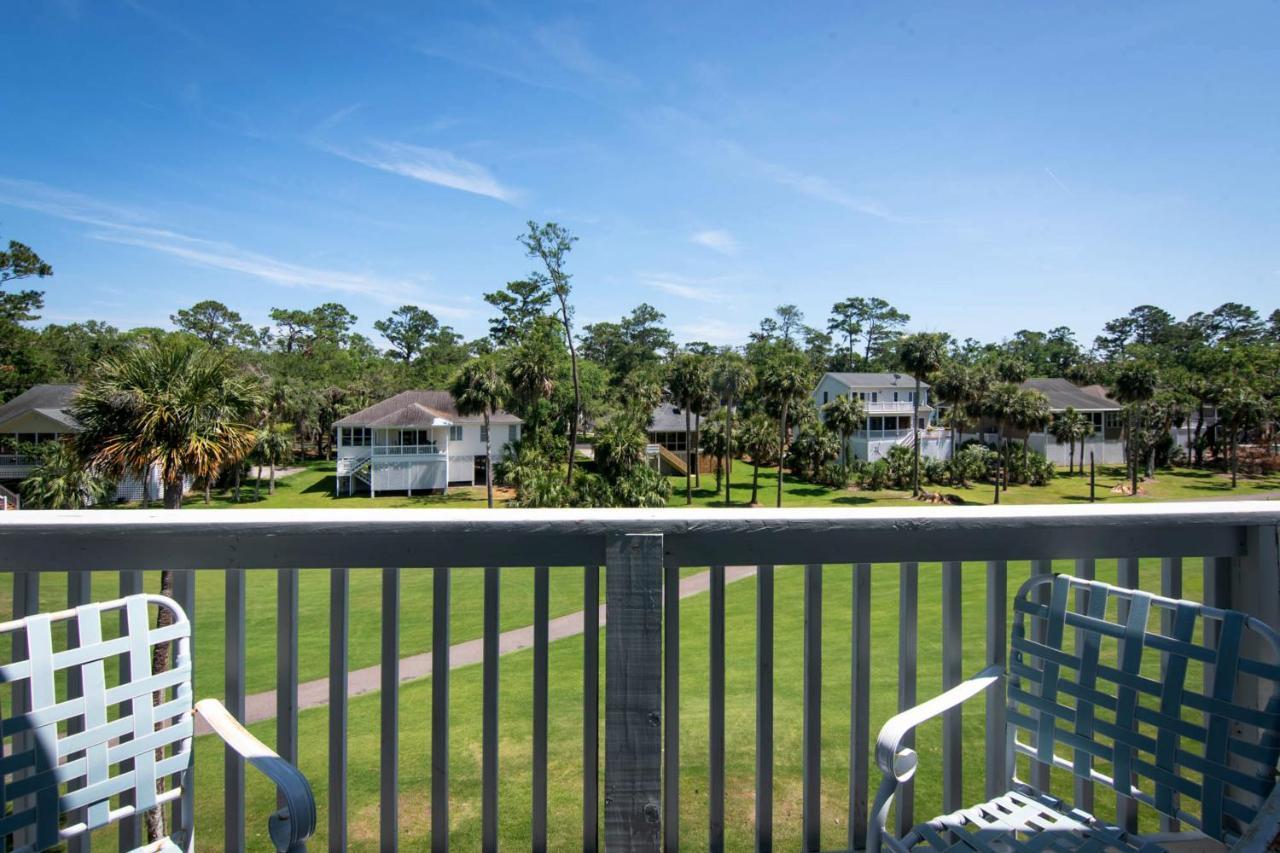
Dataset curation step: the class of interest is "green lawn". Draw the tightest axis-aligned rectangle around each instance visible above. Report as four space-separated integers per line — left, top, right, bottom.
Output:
187 557 1199 850
670 460 1280 508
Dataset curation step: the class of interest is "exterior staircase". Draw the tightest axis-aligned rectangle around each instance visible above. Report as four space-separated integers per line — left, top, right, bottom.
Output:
0 483 19 510
337 454 372 488
655 444 688 476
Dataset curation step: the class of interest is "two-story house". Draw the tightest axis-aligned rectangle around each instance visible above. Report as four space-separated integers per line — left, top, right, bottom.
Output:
0 384 164 502
813 372 948 462
333 390 522 497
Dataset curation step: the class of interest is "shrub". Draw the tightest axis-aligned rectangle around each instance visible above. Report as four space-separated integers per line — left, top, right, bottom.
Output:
860 459 891 491
883 445 914 489
950 444 996 486
923 457 948 486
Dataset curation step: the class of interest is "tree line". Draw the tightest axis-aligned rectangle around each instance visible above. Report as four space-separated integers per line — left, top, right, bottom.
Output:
3 228 1278 511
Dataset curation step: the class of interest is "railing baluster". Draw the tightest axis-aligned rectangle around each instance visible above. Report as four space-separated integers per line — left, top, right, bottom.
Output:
381 567 400 850
802 563 822 853
225 568 246 852
1028 559 1052 795
277 567 300 818
329 567 350 850
533 565 550 853
173 568 197 849
1114 557 1140 832
583 564 601 853
941 561 963 813
985 561 1008 800
709 564 726 853
66 571 92 853
12 570 39 850
1072 558 1095 813
848 562 871 852
431 567 451 853
755 565 774 853
605 534 664 851
118 570 144 851
1158 557 1182 833
896 562 918 836
663 557 680 852
482 565 500 853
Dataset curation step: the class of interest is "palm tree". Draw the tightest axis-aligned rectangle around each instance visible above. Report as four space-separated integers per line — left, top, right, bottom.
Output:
1112 361 1158 496
21 440 114 509
254 422 294 496
897 333 948 495
740 413 776 506
1049 407 1086 473
982 381 1022 490
1218 383 1266 488
822 393 866 465
699 411 732 497
71 334 258 840
712 353 754 505
451 358 511 508
668 353 712 505
759 352 810 507
1011 389 1051 465
931 363 976 462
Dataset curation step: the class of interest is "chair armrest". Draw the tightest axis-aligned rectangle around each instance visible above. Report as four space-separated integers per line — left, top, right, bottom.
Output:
875 665 1003 782
195 698 317 852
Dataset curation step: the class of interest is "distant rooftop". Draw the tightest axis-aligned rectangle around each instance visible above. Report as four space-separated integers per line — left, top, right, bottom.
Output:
0 384 82 431
824 372 928 389
1021 378 1120 412
334 390 521 428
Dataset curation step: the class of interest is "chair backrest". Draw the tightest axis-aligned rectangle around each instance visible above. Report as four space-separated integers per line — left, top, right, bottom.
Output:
0 592 193 852
1008 573 1280 844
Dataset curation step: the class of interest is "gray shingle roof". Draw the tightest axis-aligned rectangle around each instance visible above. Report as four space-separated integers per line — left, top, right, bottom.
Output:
334 390 521 428
1021 378 1120 412
824 372 929 389
648 403 693 433
0 384 82 430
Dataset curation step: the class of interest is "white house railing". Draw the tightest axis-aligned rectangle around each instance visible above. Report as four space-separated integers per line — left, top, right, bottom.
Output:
0 505 1277 850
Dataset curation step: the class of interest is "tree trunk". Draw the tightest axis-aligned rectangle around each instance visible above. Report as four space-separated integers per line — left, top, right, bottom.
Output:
1194 404 1205 466
269 459 276 495
684 407 692 505
694 412 702 489
484 412 494 508
776 403 789 508
1068 438 1075 475
254 464 261 500
233 464 241 503
141 471 150 508
1231 430 1238 487
204 477 211 505
560 300 581 488
751 459 760 505
1130 413 1139 497
911 380 921 496
724 399 734 505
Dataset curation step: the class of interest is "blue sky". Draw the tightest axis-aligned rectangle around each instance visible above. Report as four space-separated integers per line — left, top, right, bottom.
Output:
2 1 1277 349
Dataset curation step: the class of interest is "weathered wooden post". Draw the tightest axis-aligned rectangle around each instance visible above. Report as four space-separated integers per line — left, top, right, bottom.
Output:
1089 453 1096 503
993 461 1000 505
605 533 663 851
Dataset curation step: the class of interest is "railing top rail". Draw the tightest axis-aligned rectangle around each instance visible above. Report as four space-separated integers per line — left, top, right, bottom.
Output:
0 503 1276 571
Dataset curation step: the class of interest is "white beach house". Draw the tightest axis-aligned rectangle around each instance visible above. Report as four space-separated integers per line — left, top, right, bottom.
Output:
813 372 949 462
333 390 522 496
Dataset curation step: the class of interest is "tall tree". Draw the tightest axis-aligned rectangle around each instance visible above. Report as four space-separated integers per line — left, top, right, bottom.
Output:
930 363 976 462
71 334 258 839
775 304 805 344
1217 383 1266 488
452 358 511 508
850 297 910 365
483 279 551 346
374 305 440 362
1112 360 1159 496
171 300 258 348
759 351 810 507
897 332 948 495
667 352 712 504
827 298 864 368
712 352 754 505
740 413 776 506
521 222 582 486
0 238 54 402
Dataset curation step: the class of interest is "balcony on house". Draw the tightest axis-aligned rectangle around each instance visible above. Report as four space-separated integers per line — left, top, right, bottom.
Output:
1 504 1277 850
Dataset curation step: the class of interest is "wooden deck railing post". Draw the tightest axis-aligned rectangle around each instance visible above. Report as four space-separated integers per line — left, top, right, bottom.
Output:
605 532 664 852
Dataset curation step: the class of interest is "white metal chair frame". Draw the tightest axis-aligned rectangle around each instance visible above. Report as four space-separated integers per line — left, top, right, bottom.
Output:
870 574 1280 852
0 593 315 852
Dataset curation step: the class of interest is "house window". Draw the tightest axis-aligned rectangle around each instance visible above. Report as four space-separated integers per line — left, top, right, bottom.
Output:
871 392 878 403
1104 412 1122 429
449 426 463 441
822 391 829 404
340 427 371 447
480 425 489 442
893 392 899 402
508 424 519 442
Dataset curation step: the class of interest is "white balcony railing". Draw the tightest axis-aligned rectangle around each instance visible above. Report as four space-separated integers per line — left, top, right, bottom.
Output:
0 504 1277 850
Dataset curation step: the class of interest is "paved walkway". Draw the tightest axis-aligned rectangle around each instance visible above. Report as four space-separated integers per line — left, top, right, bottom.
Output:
198 565 757 734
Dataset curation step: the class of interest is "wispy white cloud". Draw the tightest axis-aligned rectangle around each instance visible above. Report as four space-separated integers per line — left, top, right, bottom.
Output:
690 229 739 256
530 20 639 89
324 141 519 203
0 177 466 312
639 272 732 303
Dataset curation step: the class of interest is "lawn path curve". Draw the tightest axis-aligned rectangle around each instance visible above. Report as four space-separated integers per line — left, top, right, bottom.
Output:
196 565 757 734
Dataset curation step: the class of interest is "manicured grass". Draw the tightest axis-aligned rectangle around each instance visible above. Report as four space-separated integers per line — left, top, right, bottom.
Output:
669 460 1280 508
192 557 1201 850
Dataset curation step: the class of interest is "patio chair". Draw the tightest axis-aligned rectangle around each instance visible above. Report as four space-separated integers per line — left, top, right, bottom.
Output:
871 573 1280 851
0 592 315 852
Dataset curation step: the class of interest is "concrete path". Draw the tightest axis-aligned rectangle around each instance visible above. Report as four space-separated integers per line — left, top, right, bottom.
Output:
198 565 757 734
